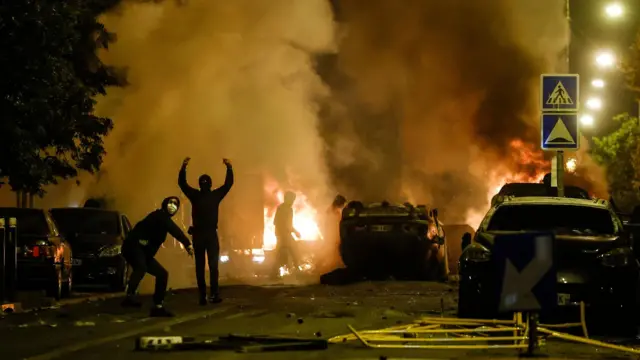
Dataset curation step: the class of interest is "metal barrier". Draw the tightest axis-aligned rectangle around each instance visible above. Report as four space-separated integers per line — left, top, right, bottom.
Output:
330 303 640 356
1 217 18 312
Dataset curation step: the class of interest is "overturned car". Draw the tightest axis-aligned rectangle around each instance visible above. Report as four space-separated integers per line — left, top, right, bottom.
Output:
338 201 448 281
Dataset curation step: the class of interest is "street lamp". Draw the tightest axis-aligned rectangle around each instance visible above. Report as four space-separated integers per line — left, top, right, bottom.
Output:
595 51 616 68
591 79 605 88
604 3 624 18
586 97 602 110
580 114 595 127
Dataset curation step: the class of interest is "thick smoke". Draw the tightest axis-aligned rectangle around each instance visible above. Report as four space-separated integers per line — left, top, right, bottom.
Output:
78 0 336 289
318 0 581 222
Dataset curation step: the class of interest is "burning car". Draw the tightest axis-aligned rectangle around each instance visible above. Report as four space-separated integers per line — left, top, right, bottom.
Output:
339 201 448 281
458 196 640 335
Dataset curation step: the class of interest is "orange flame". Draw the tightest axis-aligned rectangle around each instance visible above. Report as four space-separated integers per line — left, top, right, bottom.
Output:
465 139 549 228
262 180 323 251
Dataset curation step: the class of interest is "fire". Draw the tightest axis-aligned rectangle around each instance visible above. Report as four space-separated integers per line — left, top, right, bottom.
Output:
566 157 577 173
262 184 323 251
465 139 549 228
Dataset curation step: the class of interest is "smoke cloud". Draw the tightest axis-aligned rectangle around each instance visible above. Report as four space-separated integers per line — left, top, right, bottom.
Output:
67 0 336 289
318 0 588 222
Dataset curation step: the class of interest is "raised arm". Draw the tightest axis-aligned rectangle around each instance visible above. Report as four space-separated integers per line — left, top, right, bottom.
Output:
178 157 198 199
214 158 234 199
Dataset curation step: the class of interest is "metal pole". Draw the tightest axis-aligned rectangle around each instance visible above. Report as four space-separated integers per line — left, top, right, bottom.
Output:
557 151 565 197
555 0 570 198
0 218 5 304
6 218 16 302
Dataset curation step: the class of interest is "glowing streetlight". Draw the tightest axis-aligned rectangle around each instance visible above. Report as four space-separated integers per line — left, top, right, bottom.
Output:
586 97 602 110
605 3 624 18
591 79 605 88
595 51 616 68
566 158 577 173
580 114 594 127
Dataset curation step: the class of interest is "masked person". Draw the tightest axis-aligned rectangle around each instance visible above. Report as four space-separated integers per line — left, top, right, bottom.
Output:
121 196 194 317
179 157 233 305
272 191 301 279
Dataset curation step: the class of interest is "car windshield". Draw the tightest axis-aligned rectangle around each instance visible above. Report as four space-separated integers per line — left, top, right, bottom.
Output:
0 209 50 236
487 204 616 235
50 209 120 236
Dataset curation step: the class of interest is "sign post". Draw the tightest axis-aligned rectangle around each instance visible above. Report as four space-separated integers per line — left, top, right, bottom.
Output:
5 218 17 303
493 232 556 356
540 74 580 197
0 218 5 304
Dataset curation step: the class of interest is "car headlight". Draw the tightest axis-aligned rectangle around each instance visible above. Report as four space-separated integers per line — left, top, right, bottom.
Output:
220 255 229 263
598 248 632 267
461 244 491 263
99 245 122 257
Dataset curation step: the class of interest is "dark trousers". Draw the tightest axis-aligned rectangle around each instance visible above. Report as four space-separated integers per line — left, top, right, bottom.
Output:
193 230 220 298
122 244 168 305
272 239 298 278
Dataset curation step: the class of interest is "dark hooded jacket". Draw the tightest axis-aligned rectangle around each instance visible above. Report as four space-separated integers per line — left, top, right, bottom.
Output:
178 163 234 231
124 196 192 256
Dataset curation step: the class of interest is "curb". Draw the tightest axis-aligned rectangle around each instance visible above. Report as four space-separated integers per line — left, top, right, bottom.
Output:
25 306 232 360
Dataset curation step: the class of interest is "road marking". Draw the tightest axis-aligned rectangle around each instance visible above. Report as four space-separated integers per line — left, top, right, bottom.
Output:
25 307 231 360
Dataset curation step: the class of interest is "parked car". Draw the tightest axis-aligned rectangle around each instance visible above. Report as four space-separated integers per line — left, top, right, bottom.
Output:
0 207 72 300
458 196 640 335
50 207 132 291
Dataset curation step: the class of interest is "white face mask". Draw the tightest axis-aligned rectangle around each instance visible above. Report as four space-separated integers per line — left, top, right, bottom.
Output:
167 202 178 215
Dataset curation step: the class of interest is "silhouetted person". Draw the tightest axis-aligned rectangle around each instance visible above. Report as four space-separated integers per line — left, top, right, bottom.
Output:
322 194 347 271
462 232 472 252
179 157 233 305
272 191 301 279
121 196 193 317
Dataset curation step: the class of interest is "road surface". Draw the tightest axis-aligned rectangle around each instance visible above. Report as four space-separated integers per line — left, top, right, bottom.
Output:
1 282 638 360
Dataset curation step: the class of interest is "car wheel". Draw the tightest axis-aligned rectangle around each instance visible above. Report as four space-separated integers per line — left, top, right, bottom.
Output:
457 280 483 319
46 267 63 301
110 263 128 292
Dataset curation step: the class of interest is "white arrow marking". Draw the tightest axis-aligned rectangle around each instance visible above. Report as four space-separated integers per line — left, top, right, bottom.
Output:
499 235 552 312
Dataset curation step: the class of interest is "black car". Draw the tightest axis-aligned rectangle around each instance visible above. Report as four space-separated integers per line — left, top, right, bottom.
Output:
50 207 132 291
0 208 73 300
458 196 640 334
339 201 447 280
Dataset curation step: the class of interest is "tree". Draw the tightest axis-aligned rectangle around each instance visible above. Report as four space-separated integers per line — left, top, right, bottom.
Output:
622 29 640 97
0 0 126 196
590 114 640 212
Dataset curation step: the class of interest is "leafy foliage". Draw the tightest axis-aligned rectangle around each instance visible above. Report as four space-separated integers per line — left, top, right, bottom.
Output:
0 0 126 195
622 29 640 96
591 114 640 211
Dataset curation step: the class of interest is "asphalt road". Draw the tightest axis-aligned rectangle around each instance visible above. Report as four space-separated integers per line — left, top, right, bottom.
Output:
1 281 639 360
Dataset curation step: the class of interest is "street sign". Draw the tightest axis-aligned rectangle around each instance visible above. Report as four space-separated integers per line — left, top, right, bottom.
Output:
541 113 579 150
492 232 556 313
541 74 579 112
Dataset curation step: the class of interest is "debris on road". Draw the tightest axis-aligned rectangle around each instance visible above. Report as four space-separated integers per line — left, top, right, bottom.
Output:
135 333 330 352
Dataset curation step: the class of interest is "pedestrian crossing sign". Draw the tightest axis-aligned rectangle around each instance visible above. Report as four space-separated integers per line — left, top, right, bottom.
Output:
541 113 579 150
541 74 579 112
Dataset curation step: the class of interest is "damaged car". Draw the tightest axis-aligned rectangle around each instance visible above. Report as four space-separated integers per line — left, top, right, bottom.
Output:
339 201 448 281
50 206 132 291
458 196 640 335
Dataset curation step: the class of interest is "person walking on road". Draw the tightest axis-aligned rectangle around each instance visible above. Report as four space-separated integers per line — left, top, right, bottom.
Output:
121 196 194 317
272 191 301 279
179 156 234 305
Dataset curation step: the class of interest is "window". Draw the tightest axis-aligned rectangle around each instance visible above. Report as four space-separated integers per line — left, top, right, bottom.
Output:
50 209 121 236
487 204 615 235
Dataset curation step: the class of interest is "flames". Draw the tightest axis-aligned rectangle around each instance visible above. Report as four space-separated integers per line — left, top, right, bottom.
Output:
262 181 323 251
465 139 549 228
